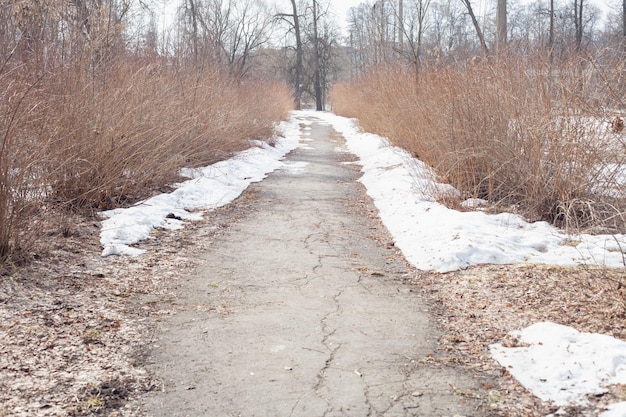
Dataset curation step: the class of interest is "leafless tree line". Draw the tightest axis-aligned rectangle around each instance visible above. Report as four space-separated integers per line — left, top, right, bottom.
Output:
0 0 134 73
168 0 342 109
275 0 341 109
344 0 626 77
172 0 275 75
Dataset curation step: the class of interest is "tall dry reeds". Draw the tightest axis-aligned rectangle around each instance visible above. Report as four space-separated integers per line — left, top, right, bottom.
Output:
42 62 292 210
0 68 44 266
331 56 626 232
0 58 292 268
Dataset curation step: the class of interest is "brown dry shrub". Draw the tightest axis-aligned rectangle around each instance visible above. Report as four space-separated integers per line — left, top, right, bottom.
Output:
330 57 626 232
0 69 45 267
0 58 292 267
41 62 292 211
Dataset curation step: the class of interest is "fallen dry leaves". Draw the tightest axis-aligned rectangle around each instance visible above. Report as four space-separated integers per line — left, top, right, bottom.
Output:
1 181 625 417
414 263 626 416
0 207 234 416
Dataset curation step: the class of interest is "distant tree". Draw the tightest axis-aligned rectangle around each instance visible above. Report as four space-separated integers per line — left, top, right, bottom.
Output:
426 0 468 58
176 0 274 74
574 0 583 51
623 0 626 51
276 0 304 109
460 0 489 56
549 0 554 54
496 0 507 54
347 4 373 75
311 0 323 110
217 0 274 76
398 0 432 73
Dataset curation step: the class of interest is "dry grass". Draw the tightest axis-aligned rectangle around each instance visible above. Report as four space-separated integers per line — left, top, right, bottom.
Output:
417 263 626 416
43 62 292 211
0 58 292 268
0 69 44 267
330 56 626 233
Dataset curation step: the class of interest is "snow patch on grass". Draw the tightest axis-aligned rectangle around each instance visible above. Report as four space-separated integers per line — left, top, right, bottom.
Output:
310 110 626 273
490 322 626 407
99 117 302 256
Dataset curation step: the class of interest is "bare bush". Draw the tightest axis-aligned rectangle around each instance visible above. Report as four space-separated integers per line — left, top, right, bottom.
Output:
0 59 291 267
40 62 291 211
0 70 44 267
330 57 626 233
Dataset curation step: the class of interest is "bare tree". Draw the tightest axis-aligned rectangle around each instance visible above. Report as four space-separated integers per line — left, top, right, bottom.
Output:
398 0 431 73
459 0 489 56
574 0 583 51
219 0 274 76
175 0 274 75
623 0 626 51
186 0 200 65
548 0 552 52
426 0 467 58
398 0 404 48
312 0 323 110
276 0 303 109
496 0 507 54
347 4 374 75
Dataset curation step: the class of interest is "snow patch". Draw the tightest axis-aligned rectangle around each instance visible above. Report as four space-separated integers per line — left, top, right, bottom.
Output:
307 110 626 273
489 322 626 407
99 117 302 256
600 402 626 417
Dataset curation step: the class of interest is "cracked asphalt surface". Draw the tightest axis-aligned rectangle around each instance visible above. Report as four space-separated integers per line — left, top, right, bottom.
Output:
141 115 487 416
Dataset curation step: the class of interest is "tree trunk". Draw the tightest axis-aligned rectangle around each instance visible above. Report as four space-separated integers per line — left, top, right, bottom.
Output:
461 0 489 56
549 0 554 56
574 0 583 51
188 0 199 66
622 0 625 51
290 0 303 110
313 0 323 111
496 0 507 54
398 0 403 49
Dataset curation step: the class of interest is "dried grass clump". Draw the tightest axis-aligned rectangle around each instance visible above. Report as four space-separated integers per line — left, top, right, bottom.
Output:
0 70 44 267
43 62 292 210
0 59 292 267
331 57 626 233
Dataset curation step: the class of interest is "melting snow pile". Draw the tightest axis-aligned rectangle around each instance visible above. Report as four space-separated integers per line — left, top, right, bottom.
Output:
98 110 626 414
490 322 626 413
307 111 626 414
309 111 626 273
99 117 301 256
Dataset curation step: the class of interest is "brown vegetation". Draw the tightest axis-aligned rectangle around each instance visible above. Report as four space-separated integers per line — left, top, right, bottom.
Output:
0 1 292 268
330 55 626 233
0 62 291 267
611 116 624 133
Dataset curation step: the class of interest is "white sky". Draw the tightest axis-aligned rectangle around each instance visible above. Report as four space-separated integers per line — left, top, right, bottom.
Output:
324 0 365 28
160 0 366 35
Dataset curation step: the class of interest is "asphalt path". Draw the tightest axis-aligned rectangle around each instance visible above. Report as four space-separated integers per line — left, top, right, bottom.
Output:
141 115 486 417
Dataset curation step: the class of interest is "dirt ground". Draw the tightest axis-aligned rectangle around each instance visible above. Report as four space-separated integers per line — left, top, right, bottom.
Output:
0 116 624 417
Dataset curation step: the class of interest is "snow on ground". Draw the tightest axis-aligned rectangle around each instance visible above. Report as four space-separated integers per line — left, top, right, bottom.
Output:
602 402 626 417
100 110 626 413
306 110 626 414
99 116 302 256
489 322 626 407
309 110 626 274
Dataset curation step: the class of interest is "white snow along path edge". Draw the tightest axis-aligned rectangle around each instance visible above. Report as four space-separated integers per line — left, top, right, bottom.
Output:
308 110 626 273
99 115 302 256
